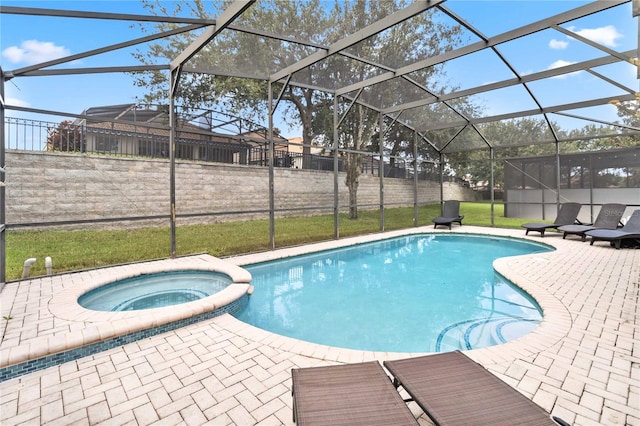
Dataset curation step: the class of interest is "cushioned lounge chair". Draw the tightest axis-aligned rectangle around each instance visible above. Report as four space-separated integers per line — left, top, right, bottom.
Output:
557 203 626 241
433 200 464 230
521 202 582 237
291 361 419 426
384 351 568 426
586 209 640 249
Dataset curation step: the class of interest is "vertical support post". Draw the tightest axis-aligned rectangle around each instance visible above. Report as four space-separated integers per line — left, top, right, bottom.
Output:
169 68 179 258
378 112 385 231
268 82 275 249
539 162 546 219
0 69 6 288
333 95 340 239
634 0 640 77
589 153 595 222
438 152 444 207
490 147 495 227
555 140 561 216
413 131 419 227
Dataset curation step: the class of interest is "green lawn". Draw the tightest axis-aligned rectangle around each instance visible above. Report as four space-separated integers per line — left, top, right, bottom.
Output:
6 202 537 280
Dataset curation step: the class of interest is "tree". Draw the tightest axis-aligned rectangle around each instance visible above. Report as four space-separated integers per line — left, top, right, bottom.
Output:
46 120 85 152
342 105 379 218
612 97 639 128
132 0 463 218
444 118 560 189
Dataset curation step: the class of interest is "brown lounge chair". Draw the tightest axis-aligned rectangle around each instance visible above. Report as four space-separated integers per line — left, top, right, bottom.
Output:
586 209 640 249
557 203 626 241
384 351 569 426
521 202 582 237
291 361 419 425
433 200 464 229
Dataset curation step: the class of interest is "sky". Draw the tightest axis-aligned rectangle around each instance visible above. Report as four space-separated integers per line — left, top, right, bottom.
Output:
1 0 637 139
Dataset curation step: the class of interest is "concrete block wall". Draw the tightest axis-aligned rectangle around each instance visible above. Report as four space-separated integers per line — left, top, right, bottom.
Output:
5 151 475 229
6 152 169 227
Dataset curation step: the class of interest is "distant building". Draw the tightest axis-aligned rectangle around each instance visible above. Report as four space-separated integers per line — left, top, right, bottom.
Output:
67 104 291 166
286 136 327 169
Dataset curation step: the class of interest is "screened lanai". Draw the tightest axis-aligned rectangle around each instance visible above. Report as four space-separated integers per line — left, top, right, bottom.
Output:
0 0 638 284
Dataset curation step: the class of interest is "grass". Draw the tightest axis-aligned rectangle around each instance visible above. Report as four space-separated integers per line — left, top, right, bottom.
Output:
6 202 534 281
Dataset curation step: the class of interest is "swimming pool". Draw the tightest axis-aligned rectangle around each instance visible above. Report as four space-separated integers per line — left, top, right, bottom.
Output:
234 234 553 352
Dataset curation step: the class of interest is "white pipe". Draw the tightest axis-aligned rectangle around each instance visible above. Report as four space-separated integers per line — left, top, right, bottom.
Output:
22 258 37 279
45 257 53 275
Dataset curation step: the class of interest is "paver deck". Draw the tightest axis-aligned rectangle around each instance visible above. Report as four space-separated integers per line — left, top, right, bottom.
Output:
0 226 638 425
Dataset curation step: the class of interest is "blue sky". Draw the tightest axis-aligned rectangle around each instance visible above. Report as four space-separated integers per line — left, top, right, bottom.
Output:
1 0 637 138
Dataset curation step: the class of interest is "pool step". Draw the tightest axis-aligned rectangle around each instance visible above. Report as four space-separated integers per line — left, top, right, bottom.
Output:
435 317 540 352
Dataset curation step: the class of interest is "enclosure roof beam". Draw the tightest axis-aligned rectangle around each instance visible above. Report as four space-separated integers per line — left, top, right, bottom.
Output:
417 132 442 155
181 66 269 81
461 130 640 151
471 124 493 149
269 0 443 83
586 69 637 95
554 111 640 132
0 5 217 24
170 0 255 72
4 105 170 130
381 50 633 114
6 23 202 78
421 93 637 132
552 24 635 64
552 130 640 144
11 65 168 77
439 126 467 153
335 0 627 96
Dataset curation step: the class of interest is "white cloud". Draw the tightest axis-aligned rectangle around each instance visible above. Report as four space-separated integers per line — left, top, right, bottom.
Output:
548 60 575 69
568 25 623 48
547 60 581 79
549 39 569 50
5 97 30 108
2 40 70 65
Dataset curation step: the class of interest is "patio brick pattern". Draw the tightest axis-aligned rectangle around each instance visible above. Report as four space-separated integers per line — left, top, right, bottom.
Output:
1 226 638 425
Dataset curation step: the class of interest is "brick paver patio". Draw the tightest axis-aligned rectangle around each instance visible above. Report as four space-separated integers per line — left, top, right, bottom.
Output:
1 226 638 425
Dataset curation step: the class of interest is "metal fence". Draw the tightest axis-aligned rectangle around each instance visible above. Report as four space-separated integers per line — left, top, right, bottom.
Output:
4 116 434 179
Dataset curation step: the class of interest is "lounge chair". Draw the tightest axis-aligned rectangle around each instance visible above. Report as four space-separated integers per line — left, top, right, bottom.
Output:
291 361 419 426
586 209 640 249
384 351 569 426
521 202 582 237
557 203 626 241
433 200 464 229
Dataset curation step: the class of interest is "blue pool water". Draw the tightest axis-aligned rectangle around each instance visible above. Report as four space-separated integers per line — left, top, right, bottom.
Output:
234 234 553 352
79 270 233 311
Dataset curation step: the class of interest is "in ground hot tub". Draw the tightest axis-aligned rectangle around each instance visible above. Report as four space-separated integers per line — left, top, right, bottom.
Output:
78 270 234 311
